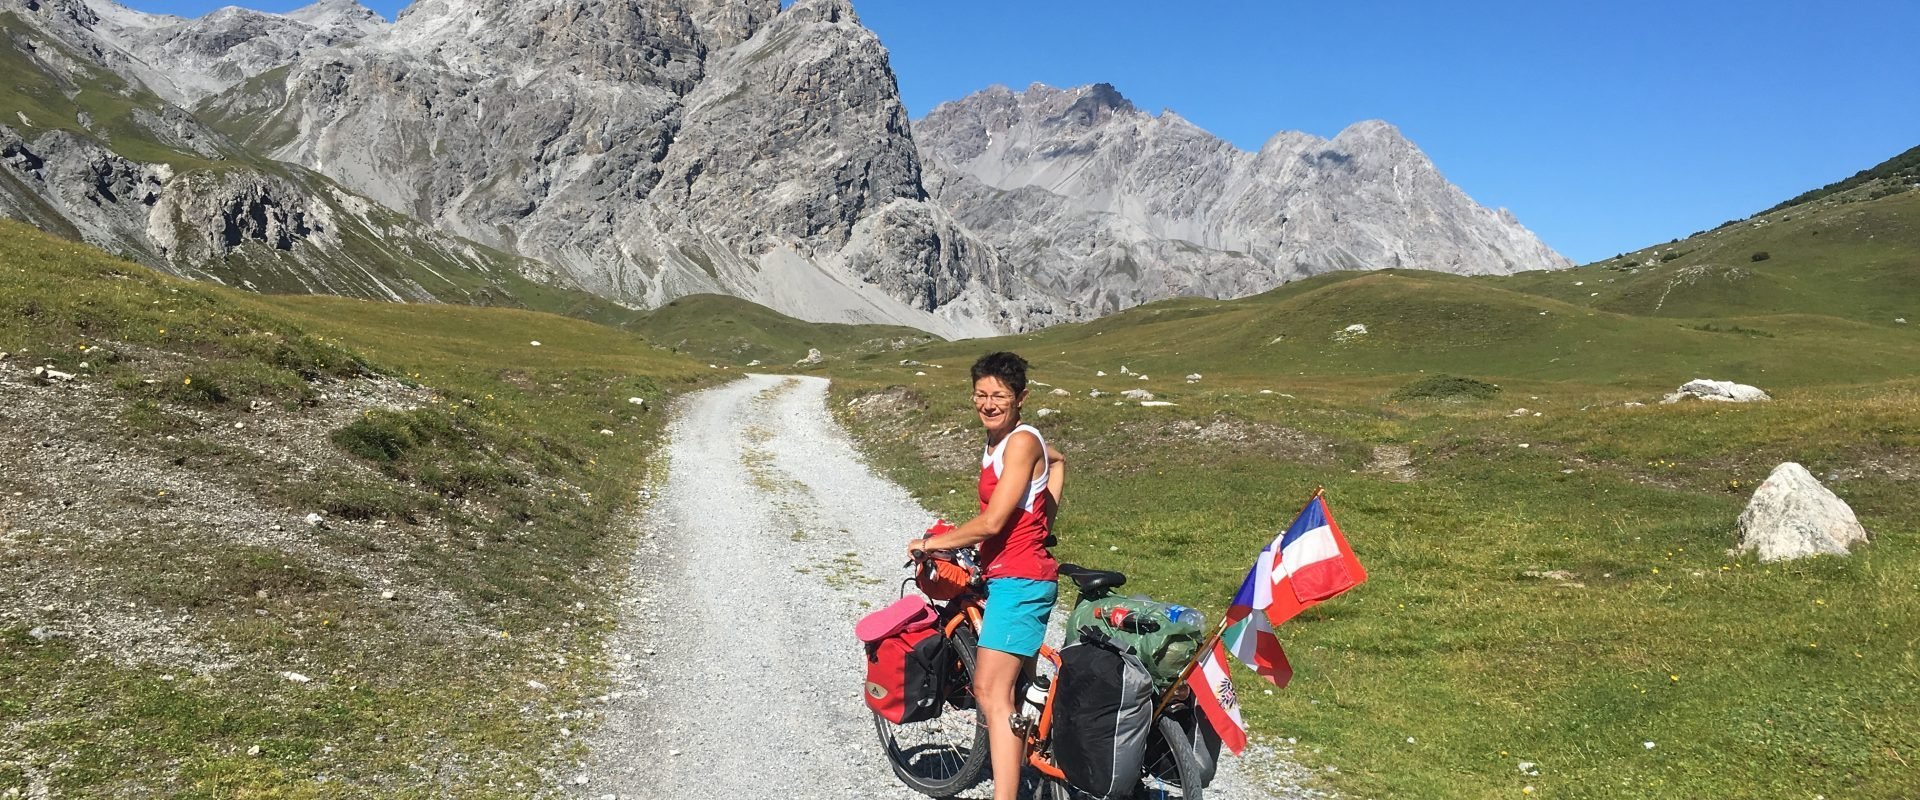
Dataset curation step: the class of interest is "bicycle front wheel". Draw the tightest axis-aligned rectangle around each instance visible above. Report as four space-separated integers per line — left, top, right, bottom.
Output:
1136 714 1204 799
872 625 990 797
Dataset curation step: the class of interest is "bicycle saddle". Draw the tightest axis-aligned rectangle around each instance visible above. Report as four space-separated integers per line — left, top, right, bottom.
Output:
1057 563 1126 594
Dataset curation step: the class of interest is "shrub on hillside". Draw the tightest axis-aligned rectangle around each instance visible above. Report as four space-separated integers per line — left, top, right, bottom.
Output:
1751 251 1772 262
1391 375 1502 402
333 408 465 463
332 406 529 502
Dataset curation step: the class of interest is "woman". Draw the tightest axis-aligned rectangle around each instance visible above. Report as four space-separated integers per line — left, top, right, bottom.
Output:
907 351 1065 800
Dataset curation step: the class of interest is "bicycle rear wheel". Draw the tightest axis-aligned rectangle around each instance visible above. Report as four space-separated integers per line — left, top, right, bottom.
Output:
873 625 990 796
1135 714 1204 799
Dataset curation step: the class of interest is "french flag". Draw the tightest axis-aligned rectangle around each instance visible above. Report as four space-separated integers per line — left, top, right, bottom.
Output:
1221 546 1294 689
1263 496 1367 628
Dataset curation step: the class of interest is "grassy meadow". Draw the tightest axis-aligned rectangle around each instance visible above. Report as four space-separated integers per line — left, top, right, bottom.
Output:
636 292 934 366
1 79 1913 796
0 219 718 796
823 188 1920 798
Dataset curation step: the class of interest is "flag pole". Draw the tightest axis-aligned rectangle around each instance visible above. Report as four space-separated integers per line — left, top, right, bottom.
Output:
1152 485 1325 718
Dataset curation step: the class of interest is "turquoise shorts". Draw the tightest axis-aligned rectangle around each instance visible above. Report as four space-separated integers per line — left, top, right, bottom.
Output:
977 578 1058 657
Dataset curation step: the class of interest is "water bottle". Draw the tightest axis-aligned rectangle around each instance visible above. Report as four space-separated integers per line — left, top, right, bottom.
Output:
1023 674 1051 710
1166 604 1203 629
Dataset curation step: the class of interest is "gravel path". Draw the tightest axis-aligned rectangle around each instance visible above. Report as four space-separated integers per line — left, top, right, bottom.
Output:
573 375 1318 799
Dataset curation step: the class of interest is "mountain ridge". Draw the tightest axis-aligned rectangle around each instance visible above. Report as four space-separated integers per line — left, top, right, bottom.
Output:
10 0 1585 337
915 81 1571 317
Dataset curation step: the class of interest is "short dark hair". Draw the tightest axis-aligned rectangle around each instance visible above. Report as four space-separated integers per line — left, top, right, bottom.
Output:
971 351 1029 396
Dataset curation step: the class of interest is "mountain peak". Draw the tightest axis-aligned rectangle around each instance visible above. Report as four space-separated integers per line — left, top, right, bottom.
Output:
781 0 857 25
1076 82 1134 113
290 0 379 16
1332 119 1411 146
287 0 387 34
1044 82 1136 128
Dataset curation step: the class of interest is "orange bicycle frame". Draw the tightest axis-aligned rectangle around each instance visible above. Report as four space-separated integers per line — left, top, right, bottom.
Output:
1025 643 1067 780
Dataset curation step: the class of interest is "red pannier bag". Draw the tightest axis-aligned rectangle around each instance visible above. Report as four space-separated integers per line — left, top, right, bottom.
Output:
859 598 946 724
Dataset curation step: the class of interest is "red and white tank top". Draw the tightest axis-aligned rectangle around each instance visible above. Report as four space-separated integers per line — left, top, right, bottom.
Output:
977 423 1058 581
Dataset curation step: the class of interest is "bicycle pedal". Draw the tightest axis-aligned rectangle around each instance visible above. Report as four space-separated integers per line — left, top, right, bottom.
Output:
1009 711 1037 738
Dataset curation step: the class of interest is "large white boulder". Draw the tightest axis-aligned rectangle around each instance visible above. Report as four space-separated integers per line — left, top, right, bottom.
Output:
1663 378 1769 404
1121 388 1155 401
1732 463 1869 562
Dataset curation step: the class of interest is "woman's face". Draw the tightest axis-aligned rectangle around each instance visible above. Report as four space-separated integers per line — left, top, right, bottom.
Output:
972 376 1022 436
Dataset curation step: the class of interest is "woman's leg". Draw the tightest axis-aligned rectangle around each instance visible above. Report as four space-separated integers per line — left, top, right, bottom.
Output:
973 646 1028 800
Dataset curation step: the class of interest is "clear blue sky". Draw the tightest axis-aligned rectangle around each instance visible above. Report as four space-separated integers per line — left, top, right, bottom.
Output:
127 0 1920 263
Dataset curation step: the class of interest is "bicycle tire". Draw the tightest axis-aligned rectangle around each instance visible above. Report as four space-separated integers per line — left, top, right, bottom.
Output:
872 625 990 797
1135 714 1205 800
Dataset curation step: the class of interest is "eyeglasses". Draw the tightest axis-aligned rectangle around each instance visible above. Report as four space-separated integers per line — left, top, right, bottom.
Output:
972 392 1017 405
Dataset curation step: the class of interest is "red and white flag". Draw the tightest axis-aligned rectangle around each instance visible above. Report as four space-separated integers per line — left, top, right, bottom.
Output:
1193 492 1364 758
1186 639 1248 756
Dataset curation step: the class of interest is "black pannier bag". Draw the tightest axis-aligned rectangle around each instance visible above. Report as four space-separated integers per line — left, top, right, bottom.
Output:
1052 629 1155 799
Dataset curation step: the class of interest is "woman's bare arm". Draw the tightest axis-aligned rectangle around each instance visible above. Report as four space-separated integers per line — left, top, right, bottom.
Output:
1045 443 1065 507
913 431 1041 552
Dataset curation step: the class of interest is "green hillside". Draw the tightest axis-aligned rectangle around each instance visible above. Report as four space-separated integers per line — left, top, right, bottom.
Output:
825 175 1920 798
635 293 937 365
1765 144 1920 214
1495 187 1918 326
0 220 714 796
867 264 1918 397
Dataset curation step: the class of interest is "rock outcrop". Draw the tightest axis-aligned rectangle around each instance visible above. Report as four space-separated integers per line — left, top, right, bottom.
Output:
916 83 1573 317
147 169 324 262
1733 462 1869 561
1662 379 1770 404
1 124 170 258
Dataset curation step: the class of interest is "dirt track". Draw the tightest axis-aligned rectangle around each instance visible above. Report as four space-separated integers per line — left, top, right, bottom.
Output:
573 375 1311 799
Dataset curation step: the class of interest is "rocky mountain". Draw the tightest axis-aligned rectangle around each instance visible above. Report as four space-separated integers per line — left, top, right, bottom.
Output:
197 0 1043 337
3 0 1571 336
917 83 1572 316
16 0 387 108
0 0 565 305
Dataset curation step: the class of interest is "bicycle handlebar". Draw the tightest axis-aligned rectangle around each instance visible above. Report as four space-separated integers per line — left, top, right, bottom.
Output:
904 546 964 567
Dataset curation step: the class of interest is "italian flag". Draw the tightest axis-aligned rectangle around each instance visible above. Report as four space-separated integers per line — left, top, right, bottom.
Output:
1222 537 1295 688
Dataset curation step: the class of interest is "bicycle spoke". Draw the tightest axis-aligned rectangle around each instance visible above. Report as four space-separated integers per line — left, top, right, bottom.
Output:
877 707 982 783
1129 715 1202 800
